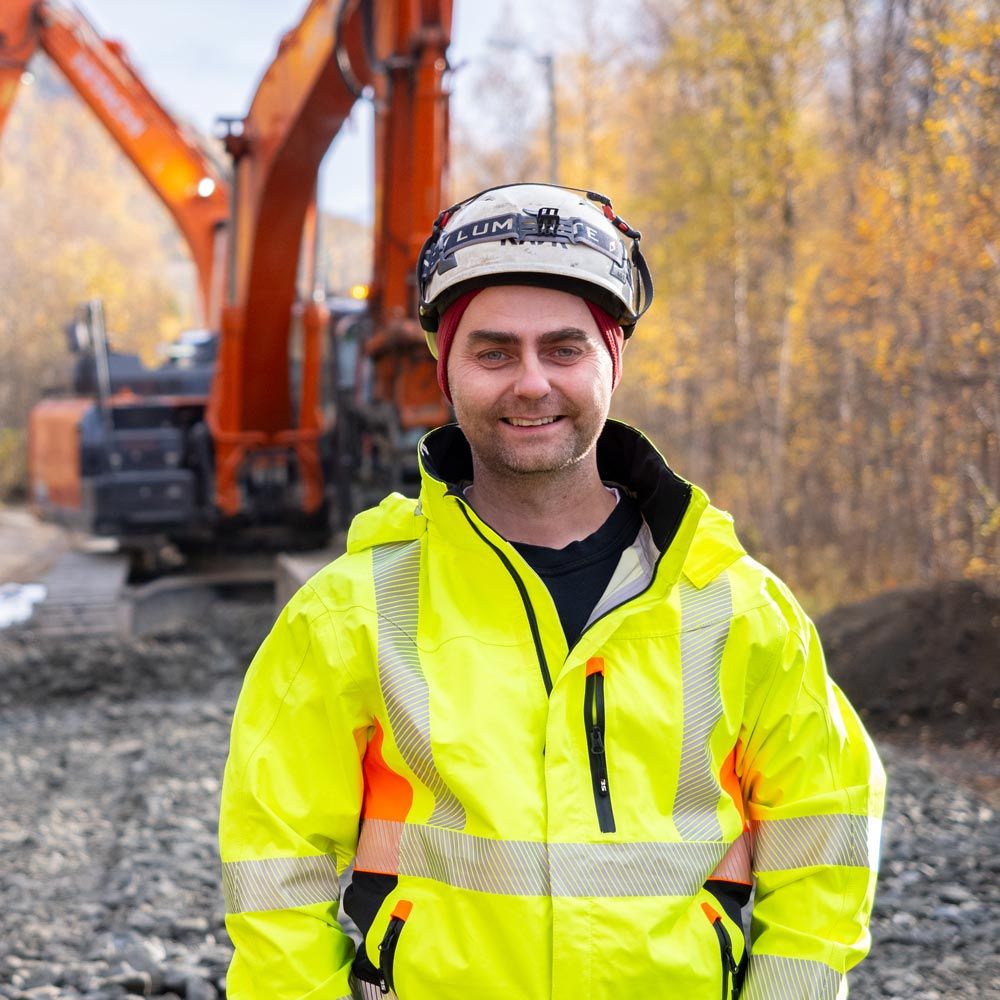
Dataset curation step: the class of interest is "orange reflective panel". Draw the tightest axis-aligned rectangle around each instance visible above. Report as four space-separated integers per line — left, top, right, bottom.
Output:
362 717 414 822
719 744 746 824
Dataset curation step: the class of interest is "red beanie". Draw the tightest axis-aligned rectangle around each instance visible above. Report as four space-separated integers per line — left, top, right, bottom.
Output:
435 289 625 403
584 300 624 390
435 289 481 402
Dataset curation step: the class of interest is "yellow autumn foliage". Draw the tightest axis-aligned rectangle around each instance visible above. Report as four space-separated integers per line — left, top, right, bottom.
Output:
459 0 998 608
0 63 192 497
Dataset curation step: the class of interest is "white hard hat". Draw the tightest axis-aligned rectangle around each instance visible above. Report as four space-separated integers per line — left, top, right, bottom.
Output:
417 183 653 355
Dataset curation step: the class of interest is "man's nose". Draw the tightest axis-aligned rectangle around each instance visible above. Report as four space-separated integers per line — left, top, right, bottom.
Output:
513 353 551 398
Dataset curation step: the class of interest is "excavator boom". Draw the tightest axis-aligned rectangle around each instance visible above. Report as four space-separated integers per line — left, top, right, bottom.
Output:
210 0 453 517
369 0 453 430
0 0 229 324
17 0 455 557
214 0 373 436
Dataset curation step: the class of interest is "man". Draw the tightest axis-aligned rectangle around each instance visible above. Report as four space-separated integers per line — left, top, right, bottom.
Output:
219 183 885 999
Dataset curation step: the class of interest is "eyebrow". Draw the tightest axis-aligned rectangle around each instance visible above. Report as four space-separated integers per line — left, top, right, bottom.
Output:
465 327 593 347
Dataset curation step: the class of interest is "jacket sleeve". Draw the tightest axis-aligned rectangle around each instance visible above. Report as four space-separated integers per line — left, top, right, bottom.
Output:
738 586 886 1000
219 584 371 1000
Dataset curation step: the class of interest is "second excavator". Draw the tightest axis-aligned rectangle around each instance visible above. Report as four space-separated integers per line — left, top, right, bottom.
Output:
5 0 454 563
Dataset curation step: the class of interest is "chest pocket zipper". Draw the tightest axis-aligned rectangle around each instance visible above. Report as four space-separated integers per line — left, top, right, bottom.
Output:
701 902 741 999
584 657 616 833
378 900 412 995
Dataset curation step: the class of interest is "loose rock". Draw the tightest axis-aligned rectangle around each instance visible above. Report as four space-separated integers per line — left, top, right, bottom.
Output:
2 595 999 997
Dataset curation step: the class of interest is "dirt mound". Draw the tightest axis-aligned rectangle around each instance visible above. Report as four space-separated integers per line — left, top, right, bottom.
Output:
818 580 1000 743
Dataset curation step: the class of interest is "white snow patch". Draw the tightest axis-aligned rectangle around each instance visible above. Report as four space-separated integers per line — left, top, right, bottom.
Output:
0 583 47 629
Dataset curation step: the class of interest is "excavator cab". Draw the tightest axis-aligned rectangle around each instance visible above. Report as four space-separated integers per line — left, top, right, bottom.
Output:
325 300 425 526
29 301 211 545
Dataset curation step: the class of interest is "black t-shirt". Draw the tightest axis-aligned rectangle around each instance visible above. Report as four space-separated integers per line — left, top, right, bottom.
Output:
511 490 643 649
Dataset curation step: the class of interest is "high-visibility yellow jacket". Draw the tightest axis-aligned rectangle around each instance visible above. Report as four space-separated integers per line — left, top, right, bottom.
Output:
219 421 885 1000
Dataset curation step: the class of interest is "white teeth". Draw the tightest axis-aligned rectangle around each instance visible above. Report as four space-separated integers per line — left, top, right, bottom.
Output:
507 417 558 426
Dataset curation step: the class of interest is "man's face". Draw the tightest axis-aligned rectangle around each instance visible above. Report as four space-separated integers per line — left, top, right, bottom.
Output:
447 285 615 479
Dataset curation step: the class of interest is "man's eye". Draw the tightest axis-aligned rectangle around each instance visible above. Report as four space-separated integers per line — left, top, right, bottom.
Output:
479 350 508 362
551 347 581 360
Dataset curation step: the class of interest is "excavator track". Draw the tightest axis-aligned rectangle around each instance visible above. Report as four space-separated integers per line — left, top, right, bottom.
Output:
33 550 130 637
31 550 279 638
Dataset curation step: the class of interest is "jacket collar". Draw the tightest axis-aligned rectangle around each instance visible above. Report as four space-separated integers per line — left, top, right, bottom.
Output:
417 419 697 555
346 418 744 614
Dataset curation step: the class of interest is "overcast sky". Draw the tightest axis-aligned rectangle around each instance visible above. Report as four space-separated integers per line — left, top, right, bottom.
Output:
73 0 546 222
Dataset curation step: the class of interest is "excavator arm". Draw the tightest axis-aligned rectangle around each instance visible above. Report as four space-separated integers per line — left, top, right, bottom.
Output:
209 0 453 518
0 2 36 135
0 0 229 325
368 0 453 431
16 0 453 547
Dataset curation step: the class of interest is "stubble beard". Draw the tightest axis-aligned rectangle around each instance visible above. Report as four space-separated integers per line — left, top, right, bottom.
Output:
482 430 587 478
459 399 607 482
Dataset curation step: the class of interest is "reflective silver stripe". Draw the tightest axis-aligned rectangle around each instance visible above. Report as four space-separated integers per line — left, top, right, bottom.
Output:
709 828 752 884
355 814 405 874
753 814 878 872
548 839 727 897
351 976 394 1000
402 821 548 895
743 954 843 1000
674 574 732 840
222 854 340 913
372 540 466 830
355 818 727 898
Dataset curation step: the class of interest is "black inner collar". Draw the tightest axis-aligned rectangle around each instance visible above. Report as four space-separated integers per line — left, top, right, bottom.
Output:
420 420 692 552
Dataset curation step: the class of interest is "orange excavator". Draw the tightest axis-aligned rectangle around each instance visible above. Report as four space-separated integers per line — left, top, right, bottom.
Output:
0 0 230 325
10 0 453 557
209 0 452 540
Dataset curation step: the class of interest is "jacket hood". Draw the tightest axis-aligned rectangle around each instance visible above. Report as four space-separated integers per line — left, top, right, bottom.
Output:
416 420 697 553
347 419 746 592
347 491 424 554
680 504 745 588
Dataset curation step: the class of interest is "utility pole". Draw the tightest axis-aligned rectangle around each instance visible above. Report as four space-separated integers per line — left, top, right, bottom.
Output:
540 52 558 184
487 38 558 184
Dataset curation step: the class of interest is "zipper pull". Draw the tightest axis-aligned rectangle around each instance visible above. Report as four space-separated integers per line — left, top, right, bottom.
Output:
725 940 739 975
377 924 399 995
378 917 402 996
590 728 610 796
378 900 412 995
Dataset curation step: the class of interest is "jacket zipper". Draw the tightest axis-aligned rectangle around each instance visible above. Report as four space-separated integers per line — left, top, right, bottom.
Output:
584 658 616 832
702 903 740 1000
378 900 412 995
458 503 553 694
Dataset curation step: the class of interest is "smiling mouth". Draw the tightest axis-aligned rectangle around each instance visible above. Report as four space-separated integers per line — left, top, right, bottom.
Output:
502 416 563 427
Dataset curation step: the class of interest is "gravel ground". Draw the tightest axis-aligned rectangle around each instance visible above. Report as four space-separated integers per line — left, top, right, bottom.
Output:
0 507 68 585
1 599 998 999
0 602 269 1000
